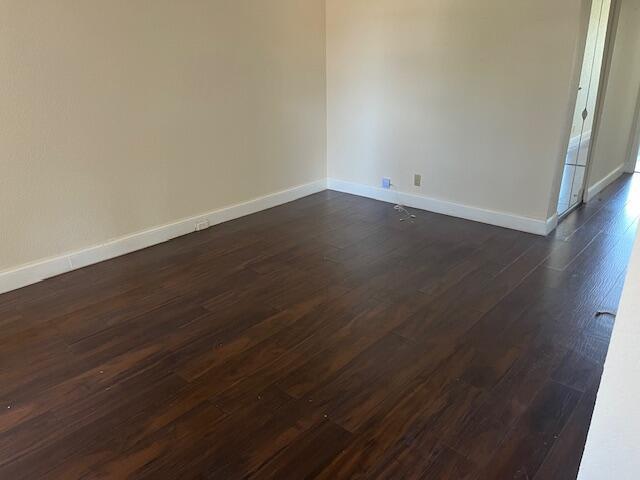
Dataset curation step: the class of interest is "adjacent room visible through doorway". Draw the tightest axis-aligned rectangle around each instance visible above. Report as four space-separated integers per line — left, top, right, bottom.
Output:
557 0 612 217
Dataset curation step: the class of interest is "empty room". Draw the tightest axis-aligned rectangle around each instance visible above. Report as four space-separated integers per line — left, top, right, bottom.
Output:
2 1 640 479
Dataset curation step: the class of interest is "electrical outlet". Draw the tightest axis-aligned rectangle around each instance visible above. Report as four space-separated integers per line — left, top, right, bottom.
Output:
195 220 211 232
414 174 422 187
382 178 392 189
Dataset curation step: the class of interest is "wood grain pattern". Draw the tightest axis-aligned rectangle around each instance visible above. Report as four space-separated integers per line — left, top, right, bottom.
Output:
0 174 638 479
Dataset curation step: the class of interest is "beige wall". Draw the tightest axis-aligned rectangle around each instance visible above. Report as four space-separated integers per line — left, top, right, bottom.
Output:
0 0 326 272
588 0 640 189
326 0 587 222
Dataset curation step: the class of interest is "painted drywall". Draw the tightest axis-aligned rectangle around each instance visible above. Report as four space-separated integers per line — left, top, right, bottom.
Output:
0 0 326 272
587 0 640 191
326 0 588 223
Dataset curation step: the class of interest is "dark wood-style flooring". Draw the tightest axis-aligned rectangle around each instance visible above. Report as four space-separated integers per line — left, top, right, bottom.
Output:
1 174 639 479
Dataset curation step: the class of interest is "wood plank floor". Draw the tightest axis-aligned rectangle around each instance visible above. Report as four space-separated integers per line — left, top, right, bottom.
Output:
1 174 638 479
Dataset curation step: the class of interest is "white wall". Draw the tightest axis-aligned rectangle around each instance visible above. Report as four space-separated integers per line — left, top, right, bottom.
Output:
587 0 640 192
326 0 588 224
3 0 635 283
0 0 326 273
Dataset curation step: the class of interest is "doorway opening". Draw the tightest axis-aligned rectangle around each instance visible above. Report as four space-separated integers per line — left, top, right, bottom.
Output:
557 0 613 217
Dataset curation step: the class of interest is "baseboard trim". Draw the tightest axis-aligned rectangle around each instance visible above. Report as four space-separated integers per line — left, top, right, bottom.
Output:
327 178 555 236
0 179 327 295
545 214 559 236
0 176 561 295
585 164 625 202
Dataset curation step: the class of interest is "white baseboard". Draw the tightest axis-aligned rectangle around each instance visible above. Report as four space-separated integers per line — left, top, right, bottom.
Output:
0 179 327 295
545 214 559 236
0 176 561 295
585 164 625 203
327 178 556 236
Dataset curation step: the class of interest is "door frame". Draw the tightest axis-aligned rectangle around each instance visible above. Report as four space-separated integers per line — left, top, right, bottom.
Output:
581 0 623 202
625 84 640 173
549 0 621 220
